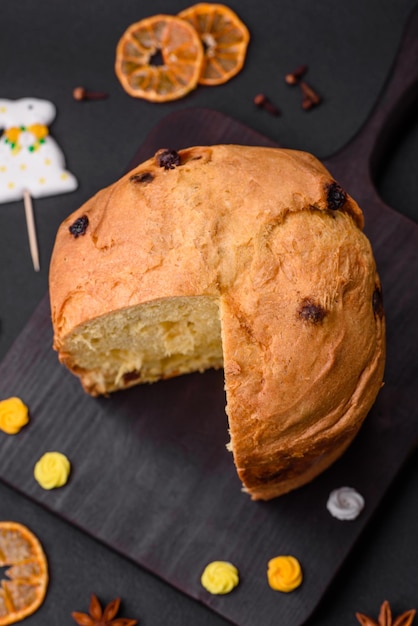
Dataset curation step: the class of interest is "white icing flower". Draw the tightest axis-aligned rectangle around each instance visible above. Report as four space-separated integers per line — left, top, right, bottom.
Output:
326 486 365 521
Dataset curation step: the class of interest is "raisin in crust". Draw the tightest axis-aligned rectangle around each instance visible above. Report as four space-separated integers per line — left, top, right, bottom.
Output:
49 145 385 500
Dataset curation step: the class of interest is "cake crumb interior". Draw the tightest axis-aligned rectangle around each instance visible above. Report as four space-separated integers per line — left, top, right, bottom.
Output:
64 295 223 394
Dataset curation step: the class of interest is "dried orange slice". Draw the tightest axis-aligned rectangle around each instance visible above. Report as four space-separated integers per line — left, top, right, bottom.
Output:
0 521 48 625
178 3 250 85
115 14 204 102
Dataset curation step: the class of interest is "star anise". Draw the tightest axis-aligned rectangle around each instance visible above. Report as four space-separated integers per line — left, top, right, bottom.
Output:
71 594 138 626
356 600 416 626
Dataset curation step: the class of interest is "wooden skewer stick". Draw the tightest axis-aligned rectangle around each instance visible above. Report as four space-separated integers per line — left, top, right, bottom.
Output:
23 189 40 272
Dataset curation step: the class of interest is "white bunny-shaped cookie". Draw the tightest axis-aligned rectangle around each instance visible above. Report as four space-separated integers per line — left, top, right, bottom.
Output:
0 97 78 203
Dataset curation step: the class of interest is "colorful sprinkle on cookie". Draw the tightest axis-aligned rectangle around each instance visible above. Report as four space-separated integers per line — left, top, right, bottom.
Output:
34 451 71 490
0 397 29 434
267 555 303 592
201 561 239 595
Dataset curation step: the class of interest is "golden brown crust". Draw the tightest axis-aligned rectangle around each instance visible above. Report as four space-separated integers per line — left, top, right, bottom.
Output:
49 145 385 500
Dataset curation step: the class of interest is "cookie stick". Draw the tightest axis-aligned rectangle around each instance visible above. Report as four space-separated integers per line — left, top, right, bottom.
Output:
0 97 79 271
23 189 40 271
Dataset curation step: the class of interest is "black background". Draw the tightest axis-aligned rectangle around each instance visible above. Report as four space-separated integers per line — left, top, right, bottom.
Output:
1 1 418 624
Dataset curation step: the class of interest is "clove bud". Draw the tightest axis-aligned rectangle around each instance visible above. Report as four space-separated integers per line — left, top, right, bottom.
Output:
285 64 308 85
284 65 322 111
299 81 322 109
72 86 108 101
253 93 281 116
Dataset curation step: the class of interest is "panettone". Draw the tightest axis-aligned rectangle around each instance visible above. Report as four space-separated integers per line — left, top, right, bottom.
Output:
49 145 386 500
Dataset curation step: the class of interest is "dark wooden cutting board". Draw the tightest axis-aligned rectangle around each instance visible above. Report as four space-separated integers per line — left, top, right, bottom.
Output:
1 9 418 626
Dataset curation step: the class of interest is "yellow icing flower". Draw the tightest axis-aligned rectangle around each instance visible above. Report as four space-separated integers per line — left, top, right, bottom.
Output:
34 452 71 490
0 397 29 434
201 561 239 595
267 555 303 592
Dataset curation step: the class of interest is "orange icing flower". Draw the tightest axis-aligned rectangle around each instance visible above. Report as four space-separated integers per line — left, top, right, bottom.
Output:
27 123 49 141
201 561 239 595
3 126 21 144
267 555 303 592
0 396 29 434
34 452 71 489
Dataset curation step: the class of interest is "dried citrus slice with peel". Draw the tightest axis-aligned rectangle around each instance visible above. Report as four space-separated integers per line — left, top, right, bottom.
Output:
0 521 48 625
115 14 204 102
178 3 250 85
